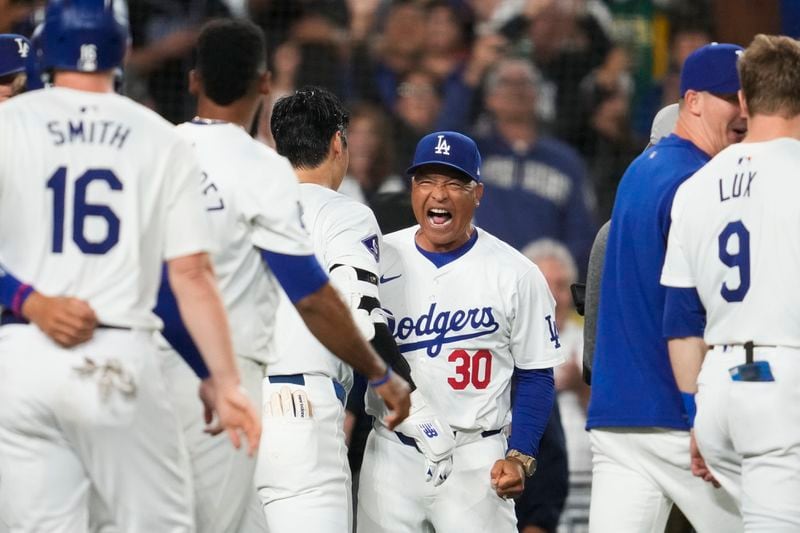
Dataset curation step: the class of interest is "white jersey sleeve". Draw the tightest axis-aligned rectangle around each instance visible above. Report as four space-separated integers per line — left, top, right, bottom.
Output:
510 265 563 369
319 196 382 273
238 155 313 256
173 122 313 362
162 138 216 260
661 189 697 288
267 185 381 389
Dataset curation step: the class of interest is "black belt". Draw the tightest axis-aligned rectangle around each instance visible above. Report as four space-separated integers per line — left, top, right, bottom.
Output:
395 428 502 449
0 310 129 330
713 341 778 364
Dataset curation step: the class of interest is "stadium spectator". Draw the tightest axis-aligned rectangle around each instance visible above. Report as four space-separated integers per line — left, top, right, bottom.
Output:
524 239 592 477
127 0 230 123
473 58 597 273
339 103 405 205
390 68 443 176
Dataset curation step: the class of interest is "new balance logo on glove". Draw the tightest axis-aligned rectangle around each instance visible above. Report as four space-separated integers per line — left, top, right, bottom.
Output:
420 423 439 439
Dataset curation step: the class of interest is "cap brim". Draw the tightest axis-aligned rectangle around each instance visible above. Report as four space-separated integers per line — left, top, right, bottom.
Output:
0 66 25 77
406 160 479 182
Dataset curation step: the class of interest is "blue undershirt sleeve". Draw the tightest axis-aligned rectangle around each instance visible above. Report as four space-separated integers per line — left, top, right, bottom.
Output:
153 265 210 379
509 367 556 457
260 250 329 303
0 263 34 316
663 286 706 339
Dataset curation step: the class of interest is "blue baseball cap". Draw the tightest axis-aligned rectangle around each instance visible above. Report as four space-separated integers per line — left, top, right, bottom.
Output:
0 34 31 77
680 42 744 97
406 131 482 182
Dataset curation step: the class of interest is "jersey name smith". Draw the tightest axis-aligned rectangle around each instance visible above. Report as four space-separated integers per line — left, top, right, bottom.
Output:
47 118 131 149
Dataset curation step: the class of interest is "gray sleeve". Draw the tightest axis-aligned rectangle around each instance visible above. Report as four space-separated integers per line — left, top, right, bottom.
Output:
582 220 610 384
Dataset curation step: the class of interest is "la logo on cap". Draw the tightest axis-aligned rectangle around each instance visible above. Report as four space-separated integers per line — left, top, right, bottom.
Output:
434 134 450 156
14 37 29 58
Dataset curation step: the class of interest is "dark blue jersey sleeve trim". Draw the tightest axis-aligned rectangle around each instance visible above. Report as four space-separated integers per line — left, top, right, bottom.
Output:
509 367 555 457
663 287 706 339
0 263 33 316
154 265 210 379
260 250 328 303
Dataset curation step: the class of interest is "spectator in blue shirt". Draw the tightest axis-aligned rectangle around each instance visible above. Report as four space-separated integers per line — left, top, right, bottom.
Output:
472 58 597 274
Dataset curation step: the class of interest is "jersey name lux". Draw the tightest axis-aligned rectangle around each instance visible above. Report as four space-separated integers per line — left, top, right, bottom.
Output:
719 170 756 202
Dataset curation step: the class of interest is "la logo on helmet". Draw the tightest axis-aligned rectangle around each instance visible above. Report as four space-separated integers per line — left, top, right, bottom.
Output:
434 135 450 156
14 38 29 58
79 44 98 71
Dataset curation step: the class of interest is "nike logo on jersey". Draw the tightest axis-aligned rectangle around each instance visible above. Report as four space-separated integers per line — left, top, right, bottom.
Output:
388 303 499 357
379 273 402 284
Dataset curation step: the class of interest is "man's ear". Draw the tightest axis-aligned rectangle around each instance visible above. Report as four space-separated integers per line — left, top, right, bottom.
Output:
684 90 702 116
258 70 271 96
331 131 345 158
188 69 199 96
474 182 484 206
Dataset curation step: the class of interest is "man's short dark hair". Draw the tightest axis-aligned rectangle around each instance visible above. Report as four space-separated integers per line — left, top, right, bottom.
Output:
195 19 266 106
271 86 350 169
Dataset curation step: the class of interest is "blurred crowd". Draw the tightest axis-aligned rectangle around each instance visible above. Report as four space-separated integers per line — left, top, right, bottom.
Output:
3 0 796 531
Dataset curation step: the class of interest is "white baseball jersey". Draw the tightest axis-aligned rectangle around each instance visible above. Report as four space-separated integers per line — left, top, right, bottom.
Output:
0 88 212 329
374 226 564 432
269 183 383 390
174 121 313 363
661 138 800 347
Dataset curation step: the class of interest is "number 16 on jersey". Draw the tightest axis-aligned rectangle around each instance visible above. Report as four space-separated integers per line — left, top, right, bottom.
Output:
46 166 123 255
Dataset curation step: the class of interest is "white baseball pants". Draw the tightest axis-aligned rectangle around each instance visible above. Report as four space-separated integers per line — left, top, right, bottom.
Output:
160 348 268 533
589 427 742 533
256 374 352 532
357 425 516 533
0 325 194 533
696 345 800 532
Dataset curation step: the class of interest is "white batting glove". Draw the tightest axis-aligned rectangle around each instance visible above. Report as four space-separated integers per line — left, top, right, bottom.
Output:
393 389 456 487
264 386 312 419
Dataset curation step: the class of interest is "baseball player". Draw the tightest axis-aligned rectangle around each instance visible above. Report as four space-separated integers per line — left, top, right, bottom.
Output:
662 34 800 531
357 131 564 532
586 43 745 533
0 33 97 348
257 86 454 532
158 20 411 533
0 34 31 102
0 1 260 531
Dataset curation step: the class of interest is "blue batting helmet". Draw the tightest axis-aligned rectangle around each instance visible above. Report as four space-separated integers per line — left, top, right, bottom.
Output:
41 0 129 73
